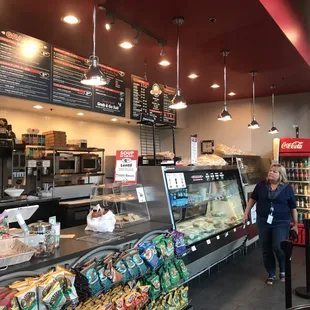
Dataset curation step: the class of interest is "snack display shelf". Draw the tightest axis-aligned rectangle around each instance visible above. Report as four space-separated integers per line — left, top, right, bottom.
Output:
295 194 310 197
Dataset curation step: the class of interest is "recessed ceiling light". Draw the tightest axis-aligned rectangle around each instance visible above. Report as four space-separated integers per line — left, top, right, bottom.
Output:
228 92 236 96
211 84 220 88
61 15 80 24
119 41 134 49
111 118 118 122
33 105 43 109
188 73 198 79
77 112 84 116
159 60 171 67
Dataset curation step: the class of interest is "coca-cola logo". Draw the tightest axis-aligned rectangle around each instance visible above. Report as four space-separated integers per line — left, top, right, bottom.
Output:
281 141 304 149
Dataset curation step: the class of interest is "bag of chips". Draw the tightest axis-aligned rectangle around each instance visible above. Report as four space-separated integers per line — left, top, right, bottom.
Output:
144 273 161 299
168 231 186 256
15 284 38 310
173 258 189 280
139 241 161 271
158 267 172 292
80 262 102 296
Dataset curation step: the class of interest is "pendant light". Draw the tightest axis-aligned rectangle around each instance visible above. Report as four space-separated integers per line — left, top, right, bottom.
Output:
217 51 232 121
268 85 279 134
81 3 107 86
248 71 259 129
169 17 187 110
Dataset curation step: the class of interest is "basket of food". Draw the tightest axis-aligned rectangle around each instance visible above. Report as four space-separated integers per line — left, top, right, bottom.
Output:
0 238 35 269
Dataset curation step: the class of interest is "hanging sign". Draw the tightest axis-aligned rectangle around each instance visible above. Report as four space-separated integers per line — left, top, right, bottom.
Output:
114 150 139 184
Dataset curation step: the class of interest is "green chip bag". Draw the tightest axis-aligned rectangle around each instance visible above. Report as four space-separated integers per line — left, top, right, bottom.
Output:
174 258 189 280
164 237 175 258
166 262 180 286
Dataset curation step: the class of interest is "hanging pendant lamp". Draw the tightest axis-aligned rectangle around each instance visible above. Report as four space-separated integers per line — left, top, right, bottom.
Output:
169 17 187 110
217 51 232 121
81 3 107 86
248 71 259 129
268 85 279 134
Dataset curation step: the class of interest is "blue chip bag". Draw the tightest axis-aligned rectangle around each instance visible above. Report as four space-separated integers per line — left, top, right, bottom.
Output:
139 241 161 271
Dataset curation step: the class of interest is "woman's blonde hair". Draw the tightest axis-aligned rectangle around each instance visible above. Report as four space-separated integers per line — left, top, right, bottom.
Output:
267 164 288 184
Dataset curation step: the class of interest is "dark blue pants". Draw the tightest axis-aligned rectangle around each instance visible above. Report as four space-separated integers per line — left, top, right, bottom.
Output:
257 217 290 278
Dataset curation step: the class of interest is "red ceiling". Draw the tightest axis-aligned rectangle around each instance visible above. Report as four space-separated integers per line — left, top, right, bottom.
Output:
0 0 309 104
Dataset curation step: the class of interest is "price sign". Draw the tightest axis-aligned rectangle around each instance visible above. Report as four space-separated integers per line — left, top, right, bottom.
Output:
190 134 198 165
114 150 138 184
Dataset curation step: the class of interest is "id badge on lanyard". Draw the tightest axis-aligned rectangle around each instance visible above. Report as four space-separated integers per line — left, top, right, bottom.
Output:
267 203 274 224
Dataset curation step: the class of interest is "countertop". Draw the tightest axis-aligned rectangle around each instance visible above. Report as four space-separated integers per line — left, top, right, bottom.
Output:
0 220 172 278
0 197 61 208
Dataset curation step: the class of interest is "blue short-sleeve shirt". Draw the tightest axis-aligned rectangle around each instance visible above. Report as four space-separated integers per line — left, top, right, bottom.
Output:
251 181 296 220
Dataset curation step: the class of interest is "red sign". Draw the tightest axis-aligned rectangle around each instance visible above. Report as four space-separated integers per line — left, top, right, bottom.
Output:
280 138 310 153
114 150 139 184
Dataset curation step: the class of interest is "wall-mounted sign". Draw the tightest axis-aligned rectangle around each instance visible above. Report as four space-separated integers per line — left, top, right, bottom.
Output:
114 150 139 184
201 140 215 154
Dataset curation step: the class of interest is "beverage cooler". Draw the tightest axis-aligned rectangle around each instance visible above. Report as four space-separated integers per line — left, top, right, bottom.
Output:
273 138 310 246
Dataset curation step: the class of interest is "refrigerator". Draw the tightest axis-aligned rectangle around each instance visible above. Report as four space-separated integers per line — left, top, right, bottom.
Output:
273 137 310 246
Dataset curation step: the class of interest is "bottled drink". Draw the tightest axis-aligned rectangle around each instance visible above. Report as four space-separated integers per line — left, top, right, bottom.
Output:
301 198 305 208
296 198 300 208
304 158 308 168
304 185 308 196
305 170 309 181
291 160 295 169
299 184 304 195
287 169 291 180
305 197 309 209
295 160 299 168
295 183 299 194
295 169 299 181
299 160 303 168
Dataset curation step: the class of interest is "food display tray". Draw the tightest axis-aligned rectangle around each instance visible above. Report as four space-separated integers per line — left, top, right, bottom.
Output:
0 238 35 269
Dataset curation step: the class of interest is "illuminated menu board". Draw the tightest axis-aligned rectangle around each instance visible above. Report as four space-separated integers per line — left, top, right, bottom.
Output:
130 74 176 125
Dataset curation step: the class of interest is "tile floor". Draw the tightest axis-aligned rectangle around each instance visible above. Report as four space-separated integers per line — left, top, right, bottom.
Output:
189 246 308 309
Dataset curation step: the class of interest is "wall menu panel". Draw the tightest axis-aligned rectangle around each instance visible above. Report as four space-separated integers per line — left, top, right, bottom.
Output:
131 75 150 120
52 47 93 110
0 30 51 103
93 64 125 116
130 74 176 125
163 86 177 125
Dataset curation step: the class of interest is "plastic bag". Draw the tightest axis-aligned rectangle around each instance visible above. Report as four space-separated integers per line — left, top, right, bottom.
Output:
85 206 116 232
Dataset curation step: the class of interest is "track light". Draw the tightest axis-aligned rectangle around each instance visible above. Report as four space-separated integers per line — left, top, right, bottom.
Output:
105 15 115 31
159 45 171 66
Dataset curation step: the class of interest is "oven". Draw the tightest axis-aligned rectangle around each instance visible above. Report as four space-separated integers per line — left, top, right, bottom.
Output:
80 154 101 173
48 153 80 174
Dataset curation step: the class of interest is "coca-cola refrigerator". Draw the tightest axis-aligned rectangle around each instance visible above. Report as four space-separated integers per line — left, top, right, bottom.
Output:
273 137 310 246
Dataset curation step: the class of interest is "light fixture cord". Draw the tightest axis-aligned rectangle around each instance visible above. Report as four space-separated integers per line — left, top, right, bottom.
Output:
176 22 180 89
92 3 96 56
271 91 275 124
252 74 255 117
223 55 227 108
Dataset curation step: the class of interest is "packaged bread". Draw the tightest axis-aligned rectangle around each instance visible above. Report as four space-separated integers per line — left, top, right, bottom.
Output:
197 154 228 166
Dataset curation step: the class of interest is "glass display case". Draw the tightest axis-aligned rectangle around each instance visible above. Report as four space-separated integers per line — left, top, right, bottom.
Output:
90 183 150 228
163 166 246 246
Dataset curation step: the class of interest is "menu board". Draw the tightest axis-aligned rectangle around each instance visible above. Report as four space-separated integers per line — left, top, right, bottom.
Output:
130 74 176 125
0 30 51 103
52 47 93 110
93 64 125 116
0 30 126 117
163 86 177 125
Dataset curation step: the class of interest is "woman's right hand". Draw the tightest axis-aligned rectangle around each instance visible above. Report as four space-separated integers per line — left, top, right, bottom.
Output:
242 212 248 224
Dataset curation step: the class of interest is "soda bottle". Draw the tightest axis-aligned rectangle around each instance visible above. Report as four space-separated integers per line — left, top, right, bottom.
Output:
295 183 299 194
291 170 295 180
304 185 308 196
296 198 300 208
295 160 299 168
299 184 304 195
291 160 295 169
295 169 299 181
304 158 308 168
305 170 309 181
299 160 303 168
301 198 305 208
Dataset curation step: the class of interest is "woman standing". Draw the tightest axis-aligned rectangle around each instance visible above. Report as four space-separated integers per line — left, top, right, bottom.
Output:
243 164 298 285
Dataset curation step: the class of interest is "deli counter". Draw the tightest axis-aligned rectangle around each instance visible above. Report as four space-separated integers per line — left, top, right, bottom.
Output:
138 165 249 277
